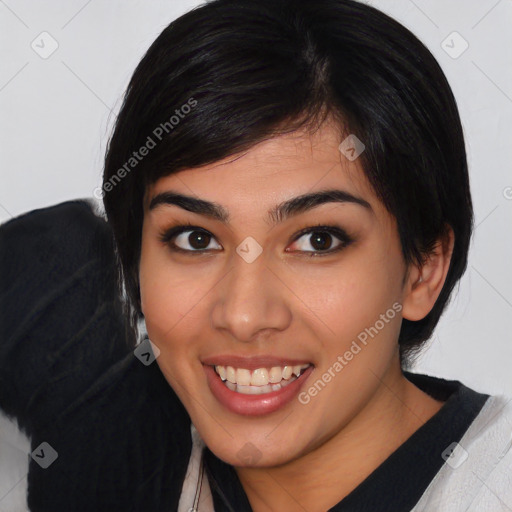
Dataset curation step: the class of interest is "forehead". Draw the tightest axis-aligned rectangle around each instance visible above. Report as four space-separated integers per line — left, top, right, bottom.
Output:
144 121 381 218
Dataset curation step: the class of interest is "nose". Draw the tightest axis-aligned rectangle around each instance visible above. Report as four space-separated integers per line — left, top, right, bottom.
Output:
210 254 292 343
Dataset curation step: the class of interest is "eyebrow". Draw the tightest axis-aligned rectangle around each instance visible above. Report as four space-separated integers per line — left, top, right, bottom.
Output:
148 188 372 225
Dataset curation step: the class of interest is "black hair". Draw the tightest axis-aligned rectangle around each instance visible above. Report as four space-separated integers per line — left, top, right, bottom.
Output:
102 0 473 367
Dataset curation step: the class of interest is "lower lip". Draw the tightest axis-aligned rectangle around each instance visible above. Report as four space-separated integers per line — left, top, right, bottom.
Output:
204 365 314 416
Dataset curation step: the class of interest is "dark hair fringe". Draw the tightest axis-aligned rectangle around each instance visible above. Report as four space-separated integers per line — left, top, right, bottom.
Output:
103 0 473 367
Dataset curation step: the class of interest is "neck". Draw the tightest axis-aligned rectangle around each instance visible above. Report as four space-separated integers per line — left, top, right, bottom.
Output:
235 367 444 512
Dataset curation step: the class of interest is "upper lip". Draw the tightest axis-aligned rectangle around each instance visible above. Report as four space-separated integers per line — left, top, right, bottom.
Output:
202 355 312 370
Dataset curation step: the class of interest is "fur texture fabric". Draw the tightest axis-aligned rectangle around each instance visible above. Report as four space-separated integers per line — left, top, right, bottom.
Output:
0 200 192 511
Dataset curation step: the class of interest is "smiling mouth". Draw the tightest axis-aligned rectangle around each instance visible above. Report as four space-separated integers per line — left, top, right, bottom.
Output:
213 364 312 395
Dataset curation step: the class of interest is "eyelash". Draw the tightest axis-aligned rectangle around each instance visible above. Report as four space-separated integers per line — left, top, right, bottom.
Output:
158 222 354 257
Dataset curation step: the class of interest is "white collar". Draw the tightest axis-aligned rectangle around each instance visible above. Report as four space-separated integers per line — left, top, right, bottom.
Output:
177 423 215 512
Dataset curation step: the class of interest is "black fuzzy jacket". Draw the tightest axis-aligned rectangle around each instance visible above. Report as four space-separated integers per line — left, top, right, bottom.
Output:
0 200 192 511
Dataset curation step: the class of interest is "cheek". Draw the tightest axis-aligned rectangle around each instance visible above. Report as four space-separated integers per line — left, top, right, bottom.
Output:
289 249 403 348
291 261 404 432
139 239 216 351
138 244 212 400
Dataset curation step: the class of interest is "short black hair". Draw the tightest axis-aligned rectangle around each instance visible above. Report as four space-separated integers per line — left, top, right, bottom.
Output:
102 0 473 367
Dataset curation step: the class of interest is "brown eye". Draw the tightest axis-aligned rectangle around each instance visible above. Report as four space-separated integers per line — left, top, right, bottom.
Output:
173 229 221 251
309 232 334 251
287 225 353 255
185 231 210 250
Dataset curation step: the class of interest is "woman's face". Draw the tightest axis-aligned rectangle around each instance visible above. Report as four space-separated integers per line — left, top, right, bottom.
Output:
139 120 411 467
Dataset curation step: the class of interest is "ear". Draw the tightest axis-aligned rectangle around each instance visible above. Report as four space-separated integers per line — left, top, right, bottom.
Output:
402 226 455 322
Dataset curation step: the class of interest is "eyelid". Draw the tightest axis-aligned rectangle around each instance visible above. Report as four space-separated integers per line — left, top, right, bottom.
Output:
158 222 354 255
286 224 354 255
290 223 351 243
158 222 203 244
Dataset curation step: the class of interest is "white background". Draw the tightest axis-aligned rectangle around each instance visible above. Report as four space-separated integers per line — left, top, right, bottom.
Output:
1 0 511 396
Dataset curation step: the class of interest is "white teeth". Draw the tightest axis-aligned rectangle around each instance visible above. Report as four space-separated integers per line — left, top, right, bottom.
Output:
213 363 310 391
215 365 227 381
236 368 252 386
269 367 282 383
227 379 298 395
225 380 236 391
282 366 293 380
236 384 273 395
226 366 236 384
281 376 296 387
251 368 269 386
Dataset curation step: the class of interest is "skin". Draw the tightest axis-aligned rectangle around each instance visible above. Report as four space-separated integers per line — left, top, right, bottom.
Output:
139 119 454 511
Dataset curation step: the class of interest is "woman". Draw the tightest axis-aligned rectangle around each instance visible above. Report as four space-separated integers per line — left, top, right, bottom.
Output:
1 0 511 510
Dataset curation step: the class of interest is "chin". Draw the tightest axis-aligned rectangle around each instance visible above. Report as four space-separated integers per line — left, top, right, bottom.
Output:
201 429 307 469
